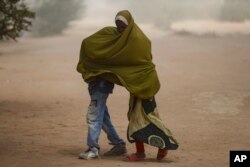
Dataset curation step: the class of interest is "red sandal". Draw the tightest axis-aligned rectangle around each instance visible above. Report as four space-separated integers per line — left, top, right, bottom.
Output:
126 152 146 161
157 148 168 160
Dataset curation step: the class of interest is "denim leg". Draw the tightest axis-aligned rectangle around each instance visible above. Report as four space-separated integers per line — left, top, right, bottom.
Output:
102 106 125 145
86 91 108 149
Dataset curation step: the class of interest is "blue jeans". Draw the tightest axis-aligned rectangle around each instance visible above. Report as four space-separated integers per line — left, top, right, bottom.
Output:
86 80 125 149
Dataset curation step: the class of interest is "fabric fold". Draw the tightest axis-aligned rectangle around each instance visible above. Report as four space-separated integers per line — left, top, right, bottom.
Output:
77 10 160 99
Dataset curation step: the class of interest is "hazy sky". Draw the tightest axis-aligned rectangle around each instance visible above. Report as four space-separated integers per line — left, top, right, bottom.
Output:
27 0 250 38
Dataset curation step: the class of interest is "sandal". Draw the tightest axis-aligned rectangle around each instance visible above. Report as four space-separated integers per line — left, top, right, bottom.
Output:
126 152 146 161
157 148 168 160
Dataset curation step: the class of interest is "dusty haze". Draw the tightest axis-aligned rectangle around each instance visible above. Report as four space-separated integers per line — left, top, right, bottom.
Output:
0 0 250 166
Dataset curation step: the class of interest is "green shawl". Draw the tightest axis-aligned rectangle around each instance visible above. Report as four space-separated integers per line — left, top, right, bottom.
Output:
77 10 160 99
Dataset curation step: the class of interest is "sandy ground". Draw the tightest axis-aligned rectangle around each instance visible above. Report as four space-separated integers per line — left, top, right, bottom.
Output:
0 34 250 167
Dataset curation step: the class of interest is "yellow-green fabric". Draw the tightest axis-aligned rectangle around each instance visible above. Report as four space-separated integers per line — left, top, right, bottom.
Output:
77 10 160 99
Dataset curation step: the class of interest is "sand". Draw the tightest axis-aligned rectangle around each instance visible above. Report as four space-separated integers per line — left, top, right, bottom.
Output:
0 34 250 167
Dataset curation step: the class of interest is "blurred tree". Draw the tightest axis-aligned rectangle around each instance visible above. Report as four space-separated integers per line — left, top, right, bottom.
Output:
31 0 84 36
220 0 250 22
0 0 35 40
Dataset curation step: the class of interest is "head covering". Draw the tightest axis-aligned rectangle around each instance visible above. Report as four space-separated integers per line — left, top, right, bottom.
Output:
115 15 128 25
77 10 160 98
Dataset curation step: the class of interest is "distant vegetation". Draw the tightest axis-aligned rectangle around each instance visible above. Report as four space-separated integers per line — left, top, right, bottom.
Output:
220 0 250 22
0 0 35 40
129 0 250 29
30 0 84 37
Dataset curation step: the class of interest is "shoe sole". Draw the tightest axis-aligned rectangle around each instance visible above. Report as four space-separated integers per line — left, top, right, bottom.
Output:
79 154 99 160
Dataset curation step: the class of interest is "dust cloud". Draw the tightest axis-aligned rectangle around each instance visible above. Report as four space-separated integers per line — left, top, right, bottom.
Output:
67 0 250 38
23 0 250 38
